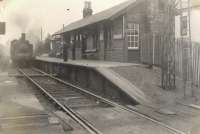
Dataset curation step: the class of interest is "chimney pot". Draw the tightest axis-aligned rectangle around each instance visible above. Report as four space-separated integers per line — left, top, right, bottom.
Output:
83 1 93 18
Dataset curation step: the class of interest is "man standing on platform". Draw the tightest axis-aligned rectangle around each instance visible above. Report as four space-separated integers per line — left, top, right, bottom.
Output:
63 41 69 62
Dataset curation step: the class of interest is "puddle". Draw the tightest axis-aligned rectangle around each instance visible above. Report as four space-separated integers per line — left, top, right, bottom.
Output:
0 80 18 86
4 80 13 84
157 108 176 115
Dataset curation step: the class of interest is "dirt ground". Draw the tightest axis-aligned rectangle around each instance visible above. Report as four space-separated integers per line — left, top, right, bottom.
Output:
111 65 200 133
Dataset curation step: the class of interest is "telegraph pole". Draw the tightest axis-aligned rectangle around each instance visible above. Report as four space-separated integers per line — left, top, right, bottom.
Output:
181 0 189 97
161 0 176 90
179 0 193 97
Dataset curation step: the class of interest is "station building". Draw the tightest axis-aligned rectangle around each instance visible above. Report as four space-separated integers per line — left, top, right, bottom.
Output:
54 0 169 64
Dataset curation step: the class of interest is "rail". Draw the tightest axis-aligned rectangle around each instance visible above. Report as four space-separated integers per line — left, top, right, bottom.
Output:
32 67 186 134
18 68 103 134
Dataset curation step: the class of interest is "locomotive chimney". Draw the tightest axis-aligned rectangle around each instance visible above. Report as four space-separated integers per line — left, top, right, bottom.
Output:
21 33 26 41
83 1 93 18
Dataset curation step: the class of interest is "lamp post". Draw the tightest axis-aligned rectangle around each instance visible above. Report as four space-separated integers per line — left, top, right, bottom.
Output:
179 0 193 97
62 8 70 61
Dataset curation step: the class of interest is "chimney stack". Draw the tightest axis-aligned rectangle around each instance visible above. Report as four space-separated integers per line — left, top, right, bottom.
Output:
83 1 93 18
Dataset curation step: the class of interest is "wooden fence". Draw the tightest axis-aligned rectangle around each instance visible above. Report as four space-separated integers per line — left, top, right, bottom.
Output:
175 39 200 87
141 34 200 88
191 43 200 87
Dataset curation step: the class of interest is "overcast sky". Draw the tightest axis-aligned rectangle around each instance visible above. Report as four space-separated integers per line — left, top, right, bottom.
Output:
0 0 200 46
0 0 127 45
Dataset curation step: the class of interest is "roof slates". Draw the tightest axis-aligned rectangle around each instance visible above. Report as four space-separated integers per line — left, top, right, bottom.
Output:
55 0 136 35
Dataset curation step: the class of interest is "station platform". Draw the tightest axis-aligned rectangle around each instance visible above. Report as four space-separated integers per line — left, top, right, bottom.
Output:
36 56 149 105
36 56 200 106
35 56 200 133
0 70 66 134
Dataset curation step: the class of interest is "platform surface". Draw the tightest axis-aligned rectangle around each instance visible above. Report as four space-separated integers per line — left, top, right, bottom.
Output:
0 71 65 134
36 56 137 68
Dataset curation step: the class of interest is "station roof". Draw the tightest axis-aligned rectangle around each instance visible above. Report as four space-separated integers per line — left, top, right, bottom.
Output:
54 0 139 35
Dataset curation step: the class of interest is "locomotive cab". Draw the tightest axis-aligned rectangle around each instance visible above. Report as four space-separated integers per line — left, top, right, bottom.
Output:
10 33 34 67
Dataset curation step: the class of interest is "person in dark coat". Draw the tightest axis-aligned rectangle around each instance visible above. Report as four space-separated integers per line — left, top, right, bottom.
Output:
63 42 69 62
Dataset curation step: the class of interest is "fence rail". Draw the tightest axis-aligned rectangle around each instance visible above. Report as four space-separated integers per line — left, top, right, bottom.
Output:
175 39 200 88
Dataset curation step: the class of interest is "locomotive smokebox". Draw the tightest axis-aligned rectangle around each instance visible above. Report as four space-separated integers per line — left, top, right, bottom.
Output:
21 33 26 41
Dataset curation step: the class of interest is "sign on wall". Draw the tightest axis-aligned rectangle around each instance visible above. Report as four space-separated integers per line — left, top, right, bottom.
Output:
113 34 123 39
180 16 187 36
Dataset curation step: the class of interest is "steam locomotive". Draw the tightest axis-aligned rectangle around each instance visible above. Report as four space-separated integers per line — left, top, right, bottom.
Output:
10 33 34 67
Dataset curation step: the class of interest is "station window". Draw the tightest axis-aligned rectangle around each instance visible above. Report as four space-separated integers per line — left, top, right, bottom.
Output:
127 23 139 50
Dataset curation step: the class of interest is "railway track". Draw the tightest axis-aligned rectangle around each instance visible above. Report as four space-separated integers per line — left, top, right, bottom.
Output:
18 68 186 134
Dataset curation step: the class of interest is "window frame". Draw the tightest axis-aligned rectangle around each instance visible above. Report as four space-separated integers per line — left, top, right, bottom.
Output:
127 23 140 50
